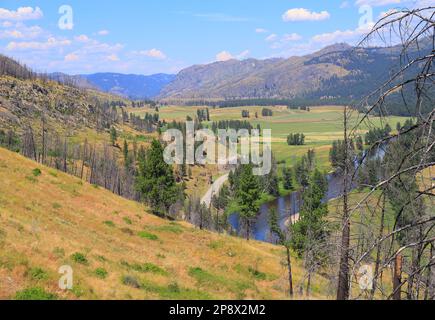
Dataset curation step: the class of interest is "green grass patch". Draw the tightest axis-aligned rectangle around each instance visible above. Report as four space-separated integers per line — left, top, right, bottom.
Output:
103 220 115 228
156 223 184 234
121 260 167 276
52 202 62 210
25 175 38 183
138 231 158 241
208 240 225 250
122 217 133 225
14 287 57 300
141 279 213 300
188 267 253 296
28 267 48 281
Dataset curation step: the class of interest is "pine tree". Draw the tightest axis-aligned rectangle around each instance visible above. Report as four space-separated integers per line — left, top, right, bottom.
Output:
236 164 260 240
110 126 118 146
136 139 181 217
283 168 293 190
291 169 329 296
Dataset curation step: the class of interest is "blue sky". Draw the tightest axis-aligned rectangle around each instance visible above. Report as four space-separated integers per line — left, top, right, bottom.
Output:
0 0 431 75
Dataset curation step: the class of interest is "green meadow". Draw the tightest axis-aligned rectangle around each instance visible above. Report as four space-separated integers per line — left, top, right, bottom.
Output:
129 105 409 172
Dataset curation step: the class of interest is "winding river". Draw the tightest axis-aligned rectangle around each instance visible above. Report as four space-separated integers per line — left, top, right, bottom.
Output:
228 145 387 242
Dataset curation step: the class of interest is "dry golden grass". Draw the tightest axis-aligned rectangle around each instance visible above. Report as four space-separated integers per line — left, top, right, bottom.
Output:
0 148 331 300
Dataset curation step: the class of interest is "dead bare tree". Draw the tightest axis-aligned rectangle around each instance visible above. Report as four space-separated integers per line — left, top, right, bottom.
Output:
342 6 435 300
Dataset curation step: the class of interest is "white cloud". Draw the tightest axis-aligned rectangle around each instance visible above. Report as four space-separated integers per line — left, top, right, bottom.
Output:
255 28 268 33
0 7 43 21
282 8 330 22
311 23 374 44
236 50 250 59
6 37 72 51
75 34 90 42
97 30 109 36
215 50 250 62
379 8 399 19
134 48 167 60
0 30 23 39
106 54 120 62
64 53 79 62
216 51 233 62
265 34 278 42
282 33 303 41
0 23 43 39
355 0 402 6
270 33 303 49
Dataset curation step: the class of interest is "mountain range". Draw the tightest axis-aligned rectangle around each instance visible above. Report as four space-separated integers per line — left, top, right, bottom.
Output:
158 43 405 101
80 73 176 99
44 41 429 103
48 72 176 100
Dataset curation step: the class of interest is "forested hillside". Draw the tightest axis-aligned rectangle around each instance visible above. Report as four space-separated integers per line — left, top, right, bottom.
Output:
159 41 432 116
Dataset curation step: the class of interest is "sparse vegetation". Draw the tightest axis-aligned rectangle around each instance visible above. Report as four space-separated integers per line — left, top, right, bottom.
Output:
71 252 89 265
94 268 108 279
138 231 159 241
14 287 57 300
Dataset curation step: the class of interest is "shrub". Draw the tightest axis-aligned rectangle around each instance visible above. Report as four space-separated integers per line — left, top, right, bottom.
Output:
14 287 57 300
29 267 48 281
25 175 37 183
122 275 140 289
94 268 108 279
53 247 65 259
52 203 62 210
123 217 132 225
121 228 134 236
168 282 180 293
248 267 267 280
32 168 42 177
71 252 88 265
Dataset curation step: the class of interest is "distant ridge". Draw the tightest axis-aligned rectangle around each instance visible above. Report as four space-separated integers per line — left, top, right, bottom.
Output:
158 41 428 102
80 72 176 99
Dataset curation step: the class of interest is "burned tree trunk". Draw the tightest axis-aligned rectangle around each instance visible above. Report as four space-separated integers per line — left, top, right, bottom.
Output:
393 254 403 301
337 106 351 301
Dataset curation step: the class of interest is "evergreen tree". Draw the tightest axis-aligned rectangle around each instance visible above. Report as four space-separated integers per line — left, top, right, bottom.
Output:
110 126 117 146
236 164 260 240
136 139 181 217
283 167 294 190
123 140 130 168
291 169 329 295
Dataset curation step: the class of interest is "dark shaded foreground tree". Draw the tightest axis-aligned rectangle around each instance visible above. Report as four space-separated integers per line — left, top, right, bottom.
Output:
336 7 435 300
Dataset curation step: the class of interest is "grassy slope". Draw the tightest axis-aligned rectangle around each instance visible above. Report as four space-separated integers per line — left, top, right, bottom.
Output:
0 148 329 300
